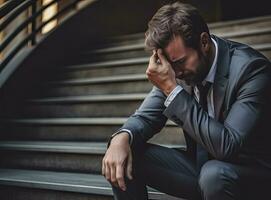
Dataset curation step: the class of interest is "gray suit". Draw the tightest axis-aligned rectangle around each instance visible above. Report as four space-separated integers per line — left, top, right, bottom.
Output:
111 35 271 200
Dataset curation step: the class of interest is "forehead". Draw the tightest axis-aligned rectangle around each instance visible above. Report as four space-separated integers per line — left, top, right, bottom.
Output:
164 35 187 62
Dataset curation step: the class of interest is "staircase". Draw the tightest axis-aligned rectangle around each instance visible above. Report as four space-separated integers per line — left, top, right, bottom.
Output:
0 15 270 199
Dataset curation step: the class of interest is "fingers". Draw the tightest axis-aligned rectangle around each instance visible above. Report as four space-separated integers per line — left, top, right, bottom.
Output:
102 157 105 176
150 50 158 65
149 49 169 67
157 49 169 65
104 160 111 182
126 150 133 180
116 164 126 191
110 164 118 188
102 150 128 191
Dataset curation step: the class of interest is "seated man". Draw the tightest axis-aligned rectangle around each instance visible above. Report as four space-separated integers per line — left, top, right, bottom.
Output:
102 2 271 200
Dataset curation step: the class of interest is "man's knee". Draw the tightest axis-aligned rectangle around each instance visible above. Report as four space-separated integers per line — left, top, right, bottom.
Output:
198 160 239 199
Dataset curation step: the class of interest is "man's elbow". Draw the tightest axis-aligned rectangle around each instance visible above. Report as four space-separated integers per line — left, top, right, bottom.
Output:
212 135 243 161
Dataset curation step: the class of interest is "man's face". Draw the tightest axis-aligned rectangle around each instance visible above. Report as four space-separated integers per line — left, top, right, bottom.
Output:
163 34 210 86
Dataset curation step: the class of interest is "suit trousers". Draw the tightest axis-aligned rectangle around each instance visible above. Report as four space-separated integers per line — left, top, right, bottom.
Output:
111 143 271 200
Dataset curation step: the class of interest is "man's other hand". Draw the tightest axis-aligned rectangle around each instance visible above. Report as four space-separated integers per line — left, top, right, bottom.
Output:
102 133 133 191
146 49 177 96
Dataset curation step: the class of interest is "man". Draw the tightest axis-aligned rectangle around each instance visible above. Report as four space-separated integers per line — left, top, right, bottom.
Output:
102 2 271 200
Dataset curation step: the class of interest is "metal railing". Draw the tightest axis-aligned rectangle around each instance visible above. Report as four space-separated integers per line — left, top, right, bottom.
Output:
0 0 84 71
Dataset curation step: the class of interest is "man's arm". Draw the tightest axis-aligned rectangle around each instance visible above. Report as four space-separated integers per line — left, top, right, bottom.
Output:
164 59 271 161
119 86 168 151
103 51 171 190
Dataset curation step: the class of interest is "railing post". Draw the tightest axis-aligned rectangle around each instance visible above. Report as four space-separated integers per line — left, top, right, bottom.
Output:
31 0 37 45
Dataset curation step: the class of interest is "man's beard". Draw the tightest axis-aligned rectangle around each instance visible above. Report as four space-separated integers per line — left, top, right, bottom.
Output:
184 53 210 86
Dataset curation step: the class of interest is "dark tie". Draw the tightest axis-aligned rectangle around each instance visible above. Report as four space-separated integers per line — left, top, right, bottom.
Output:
196 81 211 171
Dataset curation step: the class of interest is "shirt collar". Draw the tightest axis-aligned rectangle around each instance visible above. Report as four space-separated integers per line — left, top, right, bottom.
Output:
203 38 218 84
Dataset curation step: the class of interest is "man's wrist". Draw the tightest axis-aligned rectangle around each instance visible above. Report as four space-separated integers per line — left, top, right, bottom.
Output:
111 132 130 145
164 85 183 107
107 130 132 148
164 82 177 96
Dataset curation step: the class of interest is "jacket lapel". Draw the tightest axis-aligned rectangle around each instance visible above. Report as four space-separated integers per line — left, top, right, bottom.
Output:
177 35 230 120
212 35 230 120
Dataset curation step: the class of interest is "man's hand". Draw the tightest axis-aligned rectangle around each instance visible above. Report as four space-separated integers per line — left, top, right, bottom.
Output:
102 133 133 191
146 49 177 96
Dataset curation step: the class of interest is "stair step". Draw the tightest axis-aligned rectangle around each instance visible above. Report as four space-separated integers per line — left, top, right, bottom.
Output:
219 27 271 46
55 58 148 80
0 141 106 173
1 117 177 126
252 43 271 59
88 27 271 55
0 141 107 154
0 118 185 145
0 141 185 153
19 94 146 118
48 74 147 85
64 57 149 70
0 141 185 173
39 74 151 96
76 28 271 64
97 15 271 48
27 93 147 103
0 169 185 199
209 15 271 34
55 43 271 80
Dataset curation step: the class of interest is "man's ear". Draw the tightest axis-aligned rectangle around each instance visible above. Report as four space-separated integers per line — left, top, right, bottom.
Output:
200 32 211 55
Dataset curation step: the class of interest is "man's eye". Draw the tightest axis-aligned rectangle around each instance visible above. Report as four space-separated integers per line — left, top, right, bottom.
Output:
177 59 185 65
172 60 184 68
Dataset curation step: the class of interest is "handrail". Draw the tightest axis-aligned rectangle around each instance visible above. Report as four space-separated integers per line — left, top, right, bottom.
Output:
0 0 35 32
0 0 80 69
0 0 84 72
0 0 63 53
0 0 25 18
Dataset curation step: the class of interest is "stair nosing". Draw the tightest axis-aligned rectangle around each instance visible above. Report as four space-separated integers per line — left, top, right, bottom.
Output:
84 43 145 54
0 141 186 154
64 57 149 70
208 15 271 29
81 28 271 55
63 39 270 71
27 93 147 104
0 117 177 126
0 169 114 196
47 74 147 86
251 43 271 50
218 27 271 38
0 169 178 199
0 141 107 154
107 15 271 42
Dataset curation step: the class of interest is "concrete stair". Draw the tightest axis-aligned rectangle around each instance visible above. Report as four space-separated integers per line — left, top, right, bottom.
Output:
0 169 182 200
0 15 270 199
0 141 185 173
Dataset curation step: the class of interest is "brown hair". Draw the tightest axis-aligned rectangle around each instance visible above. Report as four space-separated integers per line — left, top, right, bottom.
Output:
145 2 210 51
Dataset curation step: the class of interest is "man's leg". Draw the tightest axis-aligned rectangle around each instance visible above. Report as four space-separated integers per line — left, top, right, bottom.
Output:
112 143 201 200
198 160 271 200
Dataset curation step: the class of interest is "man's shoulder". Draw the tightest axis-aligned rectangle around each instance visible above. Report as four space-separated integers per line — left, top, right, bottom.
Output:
213 35 268 62
216 36 271 76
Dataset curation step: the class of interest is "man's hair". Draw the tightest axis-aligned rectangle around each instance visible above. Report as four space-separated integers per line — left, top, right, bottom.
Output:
145 2 210 51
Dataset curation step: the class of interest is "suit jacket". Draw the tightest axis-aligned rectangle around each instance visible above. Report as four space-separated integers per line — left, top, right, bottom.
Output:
120 35 271 169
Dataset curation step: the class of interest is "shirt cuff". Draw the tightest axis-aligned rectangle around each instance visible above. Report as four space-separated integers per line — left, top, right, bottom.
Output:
164 85 183 107
108 129 133 147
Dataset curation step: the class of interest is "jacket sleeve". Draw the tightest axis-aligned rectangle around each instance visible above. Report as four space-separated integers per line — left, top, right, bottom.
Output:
163 59 271 161
119 86 168 151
